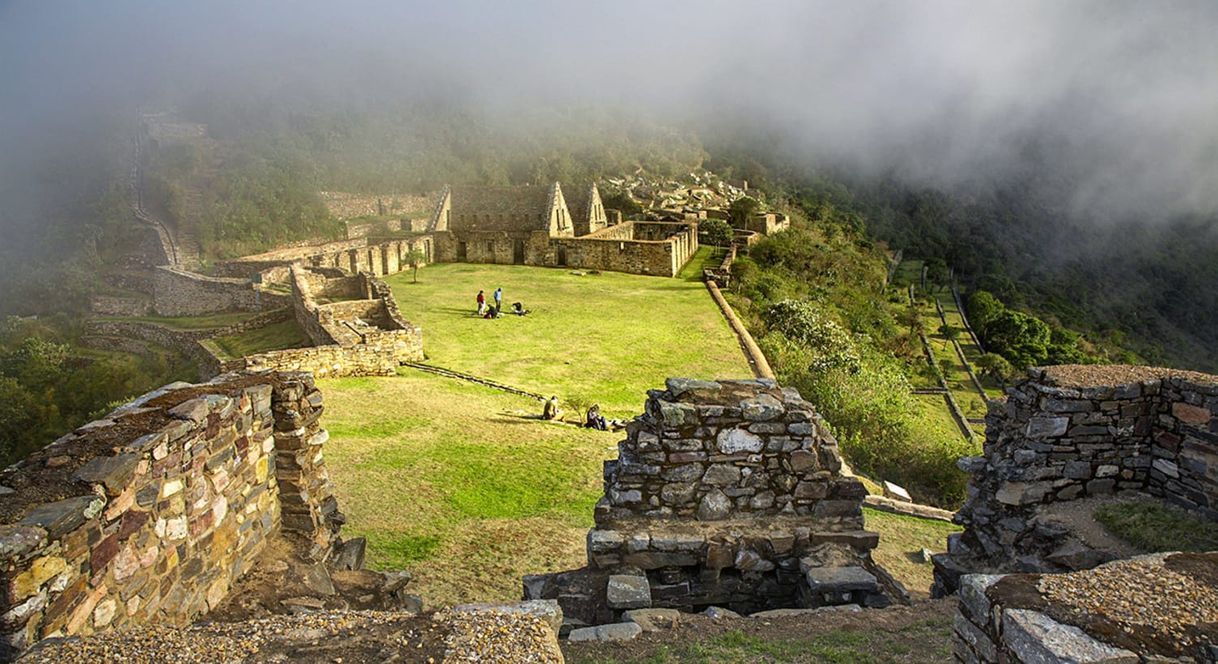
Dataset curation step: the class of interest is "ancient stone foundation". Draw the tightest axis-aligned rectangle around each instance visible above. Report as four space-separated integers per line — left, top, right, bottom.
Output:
0 371 345 659
933 365 1218 596
525 378 903 631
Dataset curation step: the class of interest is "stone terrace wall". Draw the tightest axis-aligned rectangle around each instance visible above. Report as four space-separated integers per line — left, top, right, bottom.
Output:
934 365 1218 594
153 267 289 317
0 372 342 658
527 379 900 627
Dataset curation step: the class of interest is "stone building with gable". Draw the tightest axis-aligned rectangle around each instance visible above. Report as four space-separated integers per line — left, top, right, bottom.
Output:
429 182 699 277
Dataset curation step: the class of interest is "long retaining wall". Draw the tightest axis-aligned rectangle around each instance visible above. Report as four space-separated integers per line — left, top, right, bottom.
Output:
0 371 342 659
933 365 1218 595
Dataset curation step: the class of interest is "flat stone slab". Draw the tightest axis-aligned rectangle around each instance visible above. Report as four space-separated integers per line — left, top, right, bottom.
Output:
1002 609 1138 664
19 495 104 538
606 574 651 609
803 566 878 593
567 622 643 642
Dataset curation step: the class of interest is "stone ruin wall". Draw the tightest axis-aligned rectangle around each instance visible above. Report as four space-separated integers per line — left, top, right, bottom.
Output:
0 371 343 659
221 265 422 379
549 221 699 278
152 267 290 317
933 365 1218 595
527 378 902 631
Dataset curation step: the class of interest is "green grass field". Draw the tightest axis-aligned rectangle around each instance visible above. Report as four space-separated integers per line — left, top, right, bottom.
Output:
321 370 615 605
321 261 956 605
207 319 311 359
383 259 752 416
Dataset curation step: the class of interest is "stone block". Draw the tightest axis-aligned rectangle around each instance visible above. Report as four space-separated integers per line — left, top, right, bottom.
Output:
696 489 732 521
606 575 651 609
802 566 877 594
74 453 142 496
19 496 104 539
1172 402 1212 425
953 611 998 662
716 427 763 454
740 394 784 421
567 622 642 642
1026 417 1069 438
958 574 1002 625
1002 609 1137 663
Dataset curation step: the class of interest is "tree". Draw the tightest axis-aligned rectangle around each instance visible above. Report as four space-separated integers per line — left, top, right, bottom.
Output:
976 353 1015 383
701 219 733 247
403 248 426 283
728 196 760 228
985 309 1051 369
966 290 1005 336
938 323 959 341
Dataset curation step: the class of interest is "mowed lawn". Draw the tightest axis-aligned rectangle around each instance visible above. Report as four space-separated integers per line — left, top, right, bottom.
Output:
383 260 752 416
321 371 616 606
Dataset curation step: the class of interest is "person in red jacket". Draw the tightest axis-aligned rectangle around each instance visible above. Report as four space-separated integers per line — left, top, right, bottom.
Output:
476 290 486 316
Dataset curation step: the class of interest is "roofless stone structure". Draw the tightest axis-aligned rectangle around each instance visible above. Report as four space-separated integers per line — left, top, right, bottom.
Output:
525 378 905 632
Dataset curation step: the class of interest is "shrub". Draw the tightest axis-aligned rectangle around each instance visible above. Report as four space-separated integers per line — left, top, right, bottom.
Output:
763 300 860 373
701 218 734 247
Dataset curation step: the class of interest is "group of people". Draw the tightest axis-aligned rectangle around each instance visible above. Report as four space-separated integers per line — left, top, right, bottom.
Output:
475 287 529 319
540 396 615 431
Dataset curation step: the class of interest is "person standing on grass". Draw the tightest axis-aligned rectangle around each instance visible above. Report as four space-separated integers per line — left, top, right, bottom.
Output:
476 290 486 316
493 287 503 312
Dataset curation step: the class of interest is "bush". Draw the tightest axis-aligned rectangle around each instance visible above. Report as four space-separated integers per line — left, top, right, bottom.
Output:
701 218 734 247
763 300 860 373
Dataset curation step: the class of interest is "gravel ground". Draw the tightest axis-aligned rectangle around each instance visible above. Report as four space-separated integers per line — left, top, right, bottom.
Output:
1035 553 1218 657
1040 364 1218 388
21 607 560 663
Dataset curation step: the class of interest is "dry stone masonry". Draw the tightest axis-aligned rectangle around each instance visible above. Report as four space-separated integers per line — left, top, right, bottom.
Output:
934 365 1218 595
525 378 903 632
0 371 346 660
952 552 1218 662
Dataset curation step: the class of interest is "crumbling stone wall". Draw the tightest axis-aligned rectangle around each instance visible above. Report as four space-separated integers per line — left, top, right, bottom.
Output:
934 365 1218 595
0 372 342 659
226 265 424 379
526 379 901 629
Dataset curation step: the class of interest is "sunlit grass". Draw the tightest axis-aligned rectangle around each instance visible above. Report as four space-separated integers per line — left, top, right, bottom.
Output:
384 261 752 417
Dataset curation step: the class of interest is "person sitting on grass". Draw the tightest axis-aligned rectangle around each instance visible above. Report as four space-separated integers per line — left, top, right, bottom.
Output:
542 396 562 420
511 302 529 316
584 404 609 431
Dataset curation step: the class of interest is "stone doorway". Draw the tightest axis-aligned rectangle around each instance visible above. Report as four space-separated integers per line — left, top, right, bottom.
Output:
457 241 467 261
557 246 567 267
513 239 525 265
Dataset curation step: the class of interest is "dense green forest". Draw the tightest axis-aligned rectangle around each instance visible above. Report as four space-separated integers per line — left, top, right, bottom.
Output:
704 134 1218 373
